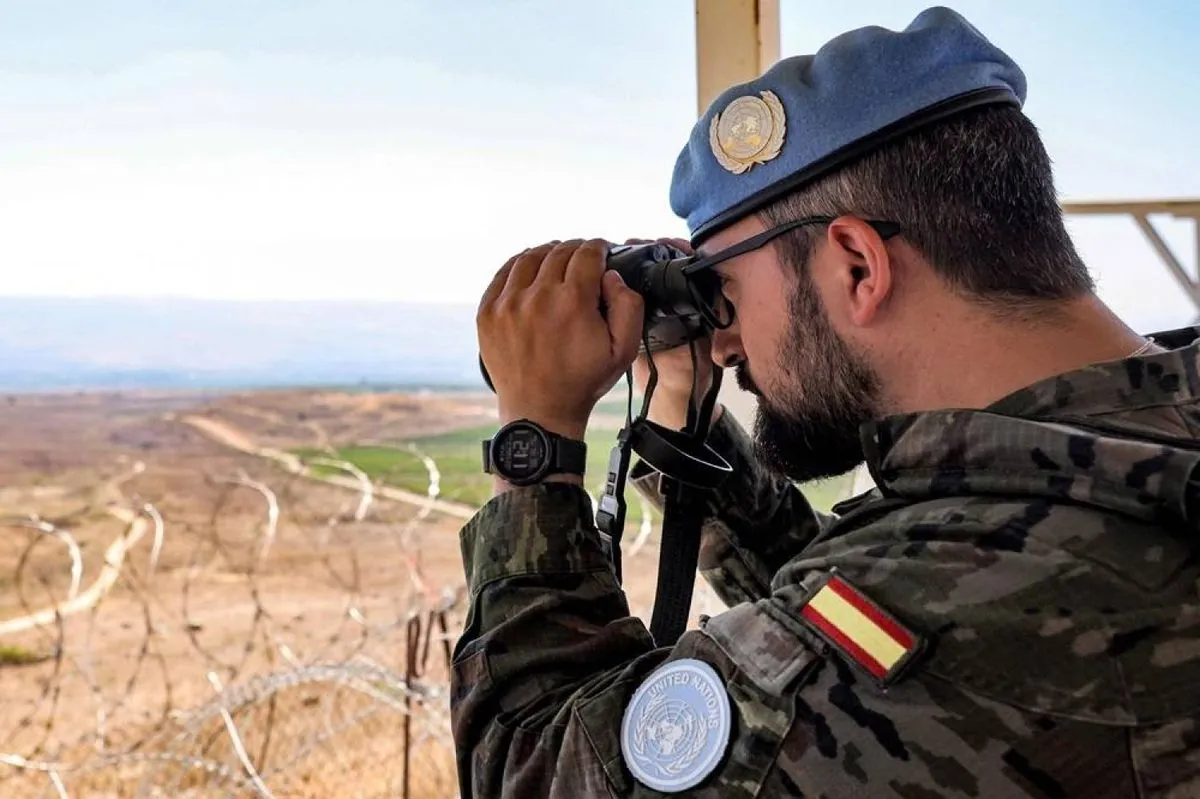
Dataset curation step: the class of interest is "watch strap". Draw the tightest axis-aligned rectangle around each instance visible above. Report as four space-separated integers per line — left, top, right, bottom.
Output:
550 434 587 476
481 439 493 473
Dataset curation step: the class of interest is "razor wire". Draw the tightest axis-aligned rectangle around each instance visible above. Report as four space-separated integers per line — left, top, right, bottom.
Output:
0 411 672 798
0 422 466 798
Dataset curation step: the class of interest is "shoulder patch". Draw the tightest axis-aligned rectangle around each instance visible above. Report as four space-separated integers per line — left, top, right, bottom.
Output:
620 658 732 792
799 571 926 686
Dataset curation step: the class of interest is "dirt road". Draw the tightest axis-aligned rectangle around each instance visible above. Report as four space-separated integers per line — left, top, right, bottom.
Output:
177 413 479 521
0 507 149 637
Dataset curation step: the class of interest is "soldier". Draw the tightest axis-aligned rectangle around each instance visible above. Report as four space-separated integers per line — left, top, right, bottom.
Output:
455 6 1200 798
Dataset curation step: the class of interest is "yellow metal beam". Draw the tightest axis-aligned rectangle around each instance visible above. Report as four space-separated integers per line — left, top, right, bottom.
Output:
694 0 781 435
1062 199 1200 217
695 0 781 115
1062 198 1200 315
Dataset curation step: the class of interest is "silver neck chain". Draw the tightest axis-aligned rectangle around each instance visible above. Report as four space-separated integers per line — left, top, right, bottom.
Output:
1129 337 1159 357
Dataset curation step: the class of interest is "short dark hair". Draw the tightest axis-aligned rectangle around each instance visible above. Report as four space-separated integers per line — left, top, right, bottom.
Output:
758 104 1094 311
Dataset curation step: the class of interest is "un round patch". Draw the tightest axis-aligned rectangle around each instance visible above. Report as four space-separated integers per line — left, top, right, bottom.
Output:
620 658 732 793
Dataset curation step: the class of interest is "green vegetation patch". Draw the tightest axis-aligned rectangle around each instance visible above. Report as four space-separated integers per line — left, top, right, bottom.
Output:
0 644 51 667
295 424 632 509
293 422 856 515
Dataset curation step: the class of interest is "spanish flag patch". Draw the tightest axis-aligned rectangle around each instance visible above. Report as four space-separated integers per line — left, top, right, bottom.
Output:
799 571 925 686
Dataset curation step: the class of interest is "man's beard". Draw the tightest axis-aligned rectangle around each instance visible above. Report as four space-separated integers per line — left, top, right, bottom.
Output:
741 272 881 483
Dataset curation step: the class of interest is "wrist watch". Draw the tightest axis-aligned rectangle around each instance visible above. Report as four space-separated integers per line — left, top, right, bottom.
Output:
482 419 587 486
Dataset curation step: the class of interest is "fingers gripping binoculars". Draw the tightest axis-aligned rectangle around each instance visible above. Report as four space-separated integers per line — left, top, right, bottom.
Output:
477 241 731 393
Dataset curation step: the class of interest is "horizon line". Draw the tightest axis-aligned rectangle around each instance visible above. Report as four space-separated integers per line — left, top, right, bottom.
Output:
0 294 481 305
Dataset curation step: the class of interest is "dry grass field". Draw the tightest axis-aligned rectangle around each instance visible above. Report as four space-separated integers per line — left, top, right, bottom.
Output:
0 387 852 798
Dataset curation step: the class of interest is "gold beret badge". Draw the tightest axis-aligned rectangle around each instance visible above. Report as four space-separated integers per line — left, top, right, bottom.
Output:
709 90 787 175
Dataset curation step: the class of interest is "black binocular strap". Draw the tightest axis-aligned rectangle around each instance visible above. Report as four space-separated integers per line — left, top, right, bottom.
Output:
649 477 704 646
647 362 723 648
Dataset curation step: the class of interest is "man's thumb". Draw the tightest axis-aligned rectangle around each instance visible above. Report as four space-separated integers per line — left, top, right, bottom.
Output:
602 270 644 362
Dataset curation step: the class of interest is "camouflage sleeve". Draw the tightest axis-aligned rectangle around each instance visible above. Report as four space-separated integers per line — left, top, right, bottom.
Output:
450 492 1117 798
628 407 835 607
451 481 661 797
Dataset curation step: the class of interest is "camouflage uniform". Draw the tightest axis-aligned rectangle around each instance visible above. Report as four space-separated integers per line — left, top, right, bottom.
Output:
451 327 1200 797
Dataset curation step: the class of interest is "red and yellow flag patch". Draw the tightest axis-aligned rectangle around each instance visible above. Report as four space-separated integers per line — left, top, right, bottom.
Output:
799 572 924 685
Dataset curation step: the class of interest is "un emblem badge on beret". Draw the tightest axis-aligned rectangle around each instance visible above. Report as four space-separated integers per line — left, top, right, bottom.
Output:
620 658 732 792
709 90 786 174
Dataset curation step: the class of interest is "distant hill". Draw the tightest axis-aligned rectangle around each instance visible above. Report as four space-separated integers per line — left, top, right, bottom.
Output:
0 297 487 391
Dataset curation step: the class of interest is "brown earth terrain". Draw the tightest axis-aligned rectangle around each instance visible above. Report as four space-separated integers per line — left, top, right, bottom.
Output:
0 388 714 798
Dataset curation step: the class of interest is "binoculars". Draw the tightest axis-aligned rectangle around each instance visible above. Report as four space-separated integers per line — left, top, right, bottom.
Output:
479 242 728 390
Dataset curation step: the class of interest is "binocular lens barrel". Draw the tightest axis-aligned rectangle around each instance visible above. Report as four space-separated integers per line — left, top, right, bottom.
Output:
606 243 710 353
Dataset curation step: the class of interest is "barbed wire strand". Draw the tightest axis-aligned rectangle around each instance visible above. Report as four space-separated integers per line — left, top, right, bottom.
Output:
1 409 670 798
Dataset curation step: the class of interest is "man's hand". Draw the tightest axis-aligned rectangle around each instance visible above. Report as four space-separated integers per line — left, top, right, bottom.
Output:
632 337 721 432
478 239 644 443
624 238 723 432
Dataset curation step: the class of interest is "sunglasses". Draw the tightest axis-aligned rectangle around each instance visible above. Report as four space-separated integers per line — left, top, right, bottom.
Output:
680 215 904 330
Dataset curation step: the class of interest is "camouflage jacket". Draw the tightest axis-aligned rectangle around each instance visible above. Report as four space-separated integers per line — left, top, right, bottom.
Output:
451 327 1200 798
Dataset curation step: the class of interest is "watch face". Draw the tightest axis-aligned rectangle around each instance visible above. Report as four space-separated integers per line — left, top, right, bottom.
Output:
495 424 549 482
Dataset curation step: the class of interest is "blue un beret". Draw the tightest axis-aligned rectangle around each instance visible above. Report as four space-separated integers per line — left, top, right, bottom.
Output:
670 6 1027 244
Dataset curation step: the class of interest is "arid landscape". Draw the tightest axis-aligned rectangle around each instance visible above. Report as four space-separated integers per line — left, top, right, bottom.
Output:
0 387 803 798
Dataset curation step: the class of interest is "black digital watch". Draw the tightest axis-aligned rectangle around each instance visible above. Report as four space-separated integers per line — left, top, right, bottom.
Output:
482 419 587 486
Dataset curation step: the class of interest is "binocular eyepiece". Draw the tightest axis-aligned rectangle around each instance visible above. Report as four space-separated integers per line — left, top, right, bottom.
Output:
606 241 713 353
478 241 723 391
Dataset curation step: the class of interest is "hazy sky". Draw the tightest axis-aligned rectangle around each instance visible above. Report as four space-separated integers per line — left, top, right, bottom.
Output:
2 1 1198 333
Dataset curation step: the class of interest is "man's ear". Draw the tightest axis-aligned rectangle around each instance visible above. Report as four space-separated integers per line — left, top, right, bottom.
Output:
826 217 893 327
